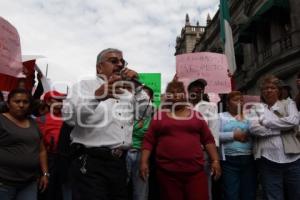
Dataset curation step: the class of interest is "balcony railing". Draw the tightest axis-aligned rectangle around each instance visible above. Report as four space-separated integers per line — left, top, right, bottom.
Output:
261 34 293 61
279 35 292 51
262 48 272 60
253 30 300 68
236 30 300 88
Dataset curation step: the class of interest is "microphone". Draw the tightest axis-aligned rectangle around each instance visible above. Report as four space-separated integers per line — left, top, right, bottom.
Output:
128 78 145 87
119 69 144 87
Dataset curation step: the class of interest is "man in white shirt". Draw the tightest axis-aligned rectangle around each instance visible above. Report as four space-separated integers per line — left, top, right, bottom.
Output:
187 79 219 200
188 79 219 146
62 48 149 200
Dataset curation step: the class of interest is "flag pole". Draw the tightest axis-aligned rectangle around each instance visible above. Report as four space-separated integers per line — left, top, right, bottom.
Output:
45 63 48 78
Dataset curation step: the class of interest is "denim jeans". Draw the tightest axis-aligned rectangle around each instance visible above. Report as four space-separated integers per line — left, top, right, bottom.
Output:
62 182 72 200
258 157 300 200
221 155 257 200
126 150 148 200
0 181 37 200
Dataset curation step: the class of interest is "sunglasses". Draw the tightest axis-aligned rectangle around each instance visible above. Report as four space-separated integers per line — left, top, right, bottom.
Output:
104 57 128 67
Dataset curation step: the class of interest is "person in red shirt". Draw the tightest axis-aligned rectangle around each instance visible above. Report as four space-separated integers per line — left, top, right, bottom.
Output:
140 80 221 200
36 90 66 200
37 91 65 153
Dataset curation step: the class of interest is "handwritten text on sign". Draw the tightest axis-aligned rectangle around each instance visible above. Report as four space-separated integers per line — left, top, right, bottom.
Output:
176 52 231 93
0 17 23 77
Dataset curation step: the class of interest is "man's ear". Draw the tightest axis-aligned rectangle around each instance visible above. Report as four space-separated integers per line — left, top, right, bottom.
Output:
96 64 102 74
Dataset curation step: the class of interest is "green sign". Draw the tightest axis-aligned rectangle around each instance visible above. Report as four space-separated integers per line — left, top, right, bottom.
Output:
138 73 161 107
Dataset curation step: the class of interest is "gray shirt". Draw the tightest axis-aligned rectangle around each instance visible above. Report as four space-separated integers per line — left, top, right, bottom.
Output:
0 114 41 186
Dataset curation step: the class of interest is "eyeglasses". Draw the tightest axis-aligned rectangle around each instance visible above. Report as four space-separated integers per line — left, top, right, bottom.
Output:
104 57 128 67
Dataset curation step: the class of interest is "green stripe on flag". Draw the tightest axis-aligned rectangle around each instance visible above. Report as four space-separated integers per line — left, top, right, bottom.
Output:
220 0 230 43
219 0 237 74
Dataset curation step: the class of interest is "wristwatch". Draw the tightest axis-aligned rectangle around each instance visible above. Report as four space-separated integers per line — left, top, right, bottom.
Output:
43 172 50 177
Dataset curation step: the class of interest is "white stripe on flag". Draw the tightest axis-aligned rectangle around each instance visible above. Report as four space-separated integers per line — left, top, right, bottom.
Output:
224 20 236 74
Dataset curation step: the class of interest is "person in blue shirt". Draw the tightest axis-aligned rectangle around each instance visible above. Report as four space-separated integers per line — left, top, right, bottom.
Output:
219 91 256 200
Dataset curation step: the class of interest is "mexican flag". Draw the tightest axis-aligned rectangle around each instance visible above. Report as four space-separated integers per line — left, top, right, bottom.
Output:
220 0 237 74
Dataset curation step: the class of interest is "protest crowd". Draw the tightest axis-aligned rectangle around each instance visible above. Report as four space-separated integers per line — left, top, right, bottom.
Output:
1 17 300 200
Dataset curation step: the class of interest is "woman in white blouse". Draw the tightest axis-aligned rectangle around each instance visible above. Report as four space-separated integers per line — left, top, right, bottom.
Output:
249 75 300 200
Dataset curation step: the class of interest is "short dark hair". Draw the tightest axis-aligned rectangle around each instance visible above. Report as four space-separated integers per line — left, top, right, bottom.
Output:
259 75 281 90
7 88 33 108
7 88 33 116
166 80 185 94
187 79 207 92
96 48 122 66
227 91 242 103
31 99 49 117
259 75 282 102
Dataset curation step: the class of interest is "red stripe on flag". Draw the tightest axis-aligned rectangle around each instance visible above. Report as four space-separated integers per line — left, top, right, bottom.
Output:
0 73 19 91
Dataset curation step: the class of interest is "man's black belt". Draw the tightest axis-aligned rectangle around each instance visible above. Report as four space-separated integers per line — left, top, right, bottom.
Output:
70 143 127 160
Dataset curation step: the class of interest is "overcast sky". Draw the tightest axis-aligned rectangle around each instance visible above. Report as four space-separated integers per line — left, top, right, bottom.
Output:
0 0 219 92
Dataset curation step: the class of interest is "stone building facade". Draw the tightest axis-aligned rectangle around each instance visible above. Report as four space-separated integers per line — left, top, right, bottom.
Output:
175 0 300 95
175 14 206 55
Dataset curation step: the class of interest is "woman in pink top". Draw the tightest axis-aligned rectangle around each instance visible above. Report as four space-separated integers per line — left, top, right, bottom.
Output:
140 80 221 200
